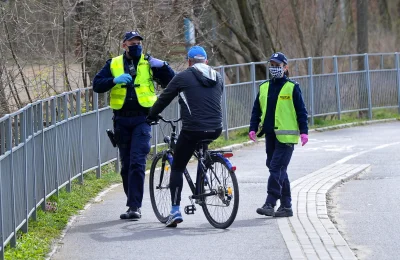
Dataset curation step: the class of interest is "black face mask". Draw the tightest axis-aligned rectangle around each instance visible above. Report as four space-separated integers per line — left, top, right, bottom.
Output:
128 45 142 57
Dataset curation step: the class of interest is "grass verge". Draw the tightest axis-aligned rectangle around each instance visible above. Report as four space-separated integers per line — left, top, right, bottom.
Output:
4 165 121 260
4 108 399 259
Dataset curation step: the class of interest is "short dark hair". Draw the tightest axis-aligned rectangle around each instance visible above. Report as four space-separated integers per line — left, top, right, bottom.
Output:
189 57 207 64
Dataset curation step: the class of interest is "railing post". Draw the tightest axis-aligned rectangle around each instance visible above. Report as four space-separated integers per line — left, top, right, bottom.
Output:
32 105 37 221
22 108 28 233
77 91 84 184
251 63 257 100
52 98 59 197
221 66 229 140
64 94 72 192
333 56 342 120
395 52 400 115
94 93 101 178
236 66 240 83
7 117 16 247
350 56 353 71
308 57 315 126
0 121 4 260
41 101 47 211
364 54 373 119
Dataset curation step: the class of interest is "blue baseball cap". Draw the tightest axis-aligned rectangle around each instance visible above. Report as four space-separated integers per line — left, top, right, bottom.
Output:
123 31 143 42
269 52 288 64
188 46 207 60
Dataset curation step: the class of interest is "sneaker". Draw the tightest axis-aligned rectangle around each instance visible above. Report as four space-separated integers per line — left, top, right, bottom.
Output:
274 206 293 217
256 203 275 216
120 207 141 219
165 211 183 227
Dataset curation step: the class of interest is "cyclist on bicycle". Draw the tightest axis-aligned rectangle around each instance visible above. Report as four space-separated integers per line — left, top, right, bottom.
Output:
147 45 224 227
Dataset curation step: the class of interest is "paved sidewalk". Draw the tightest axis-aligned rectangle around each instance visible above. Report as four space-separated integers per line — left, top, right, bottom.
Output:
278 163 370 260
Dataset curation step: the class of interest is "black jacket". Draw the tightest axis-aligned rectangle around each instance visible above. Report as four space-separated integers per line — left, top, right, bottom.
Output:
149 64 223 131
249 76 308 135
92 53 175 113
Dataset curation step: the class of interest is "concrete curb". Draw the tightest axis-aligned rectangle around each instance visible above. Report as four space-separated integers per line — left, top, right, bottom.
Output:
312 118 398 132
46 184 121 260
277 164 370 260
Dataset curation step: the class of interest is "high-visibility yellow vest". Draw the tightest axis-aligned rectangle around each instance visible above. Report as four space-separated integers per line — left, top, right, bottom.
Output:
259 80 299 144
109 54 157 109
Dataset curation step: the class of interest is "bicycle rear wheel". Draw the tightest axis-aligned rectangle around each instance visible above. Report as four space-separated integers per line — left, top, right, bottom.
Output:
200 154 239 229
149 152 172 223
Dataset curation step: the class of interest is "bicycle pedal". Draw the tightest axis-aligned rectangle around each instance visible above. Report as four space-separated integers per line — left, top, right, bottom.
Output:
184 205 196 215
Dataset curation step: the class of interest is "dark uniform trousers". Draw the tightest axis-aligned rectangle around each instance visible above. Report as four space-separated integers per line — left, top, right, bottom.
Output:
114 115 151 208
264 133 294 208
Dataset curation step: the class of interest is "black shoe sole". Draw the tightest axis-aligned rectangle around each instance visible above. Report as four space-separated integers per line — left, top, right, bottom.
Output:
256 208 275 216
120 214 141 219
273 212 293 218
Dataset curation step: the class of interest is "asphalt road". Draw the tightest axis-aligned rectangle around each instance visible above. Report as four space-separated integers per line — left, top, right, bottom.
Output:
329 121 400 260
50 120 400 260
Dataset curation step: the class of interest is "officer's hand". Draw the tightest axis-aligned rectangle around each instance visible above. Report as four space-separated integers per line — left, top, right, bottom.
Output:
148 57 165 68
249 131 256 142
300 134 308 146
113 74 132 84
146 115 159 125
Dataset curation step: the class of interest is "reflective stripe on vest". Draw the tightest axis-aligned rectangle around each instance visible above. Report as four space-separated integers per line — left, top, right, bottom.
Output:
259 81 299 144
109 55 157 110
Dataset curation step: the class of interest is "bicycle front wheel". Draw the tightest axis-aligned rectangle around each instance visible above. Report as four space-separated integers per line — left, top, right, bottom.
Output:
149 152 172 223
201 155 239 229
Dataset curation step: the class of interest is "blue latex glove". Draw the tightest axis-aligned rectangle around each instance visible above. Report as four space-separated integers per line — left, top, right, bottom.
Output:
149 57 165 68
113 73 132 84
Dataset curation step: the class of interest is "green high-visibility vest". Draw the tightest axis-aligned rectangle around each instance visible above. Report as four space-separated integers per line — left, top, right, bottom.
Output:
259 80 300 144
109 54 157 110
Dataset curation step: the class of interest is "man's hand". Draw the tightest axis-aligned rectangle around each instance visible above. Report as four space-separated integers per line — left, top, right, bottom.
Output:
148 57 165 68
113 74 132 84
300 134 308 146
146 115 159 125
249 131 256 142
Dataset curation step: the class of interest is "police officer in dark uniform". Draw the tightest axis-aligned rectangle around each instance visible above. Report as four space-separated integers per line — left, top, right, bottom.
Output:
93 31 175 219
249 52 308 218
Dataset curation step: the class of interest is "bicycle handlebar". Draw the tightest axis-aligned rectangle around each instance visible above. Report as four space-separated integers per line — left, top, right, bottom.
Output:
158 115 181 124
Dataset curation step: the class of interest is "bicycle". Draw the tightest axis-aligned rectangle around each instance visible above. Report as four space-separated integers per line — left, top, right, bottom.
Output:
149 116 239 229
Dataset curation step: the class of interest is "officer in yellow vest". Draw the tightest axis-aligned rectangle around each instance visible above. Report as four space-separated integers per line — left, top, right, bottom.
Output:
248 52 308 218
93 31 175 219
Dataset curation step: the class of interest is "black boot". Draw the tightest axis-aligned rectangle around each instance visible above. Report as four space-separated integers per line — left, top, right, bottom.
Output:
120 207 141 219
274 206 293 217
256 203 275 216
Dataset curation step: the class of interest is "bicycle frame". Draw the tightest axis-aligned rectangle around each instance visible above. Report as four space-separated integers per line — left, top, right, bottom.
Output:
155 116 235 201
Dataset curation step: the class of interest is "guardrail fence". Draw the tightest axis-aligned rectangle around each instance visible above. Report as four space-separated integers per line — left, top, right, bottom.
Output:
0 52 399 259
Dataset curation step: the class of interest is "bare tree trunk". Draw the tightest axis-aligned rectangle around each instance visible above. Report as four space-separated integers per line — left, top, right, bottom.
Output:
357 0 369 117
61 2 72 92
0 63 11 116
313 0 338 74
397 1 400 48
378 0 392 31
289 0 309 59
357 0 369 69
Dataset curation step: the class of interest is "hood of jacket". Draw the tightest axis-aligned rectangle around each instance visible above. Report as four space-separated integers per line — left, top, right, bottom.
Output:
190 63 219 88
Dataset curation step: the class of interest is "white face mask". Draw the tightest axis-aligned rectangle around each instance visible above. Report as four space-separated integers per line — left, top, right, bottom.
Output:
269 66 284 78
